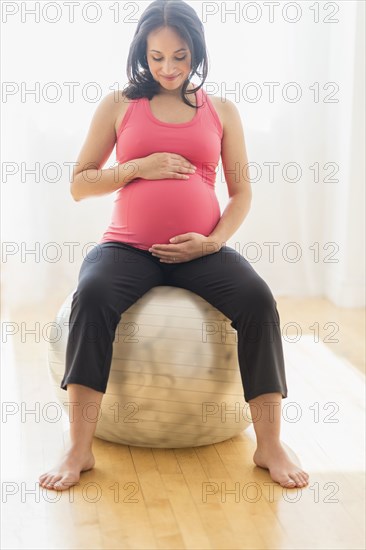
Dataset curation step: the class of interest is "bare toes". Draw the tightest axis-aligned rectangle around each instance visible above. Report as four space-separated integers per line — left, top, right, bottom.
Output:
299 473 309 484
283 478 296 487
54 478 72 489
287 474 303 487
292 474 305 486
45 477 57 487
53 479 64 488
45 479 56 487
40 476 51 487
50 476 63 486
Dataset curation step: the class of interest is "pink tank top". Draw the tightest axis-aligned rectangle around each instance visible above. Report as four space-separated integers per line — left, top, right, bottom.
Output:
99 83 223 250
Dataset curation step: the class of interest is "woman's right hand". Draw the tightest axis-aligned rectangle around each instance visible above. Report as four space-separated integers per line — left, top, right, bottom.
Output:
137 153 197 180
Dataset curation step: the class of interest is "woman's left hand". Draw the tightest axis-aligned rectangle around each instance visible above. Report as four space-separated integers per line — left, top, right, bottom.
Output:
148 232 220 263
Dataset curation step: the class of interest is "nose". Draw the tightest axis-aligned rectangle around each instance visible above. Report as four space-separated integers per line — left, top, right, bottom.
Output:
161 60 176 75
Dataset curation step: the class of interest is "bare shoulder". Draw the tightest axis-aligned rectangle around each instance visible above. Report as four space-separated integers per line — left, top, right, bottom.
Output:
209 95 242 135
217 96 250 198
104 90 133 137
208 95 225 132
217 97 245 146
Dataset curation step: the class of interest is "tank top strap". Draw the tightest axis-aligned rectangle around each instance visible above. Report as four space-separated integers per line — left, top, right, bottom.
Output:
116 95 139 139
200 87 223 138
117 84 223 138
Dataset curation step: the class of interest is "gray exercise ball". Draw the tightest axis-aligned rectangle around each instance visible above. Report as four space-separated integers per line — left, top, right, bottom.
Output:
48 286 251 448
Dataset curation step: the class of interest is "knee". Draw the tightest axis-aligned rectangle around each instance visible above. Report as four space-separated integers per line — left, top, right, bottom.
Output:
244 277 276 315
73 275 112 308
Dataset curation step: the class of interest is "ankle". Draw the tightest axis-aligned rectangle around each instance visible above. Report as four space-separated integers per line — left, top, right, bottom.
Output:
67 444 93 456
256 438 282 451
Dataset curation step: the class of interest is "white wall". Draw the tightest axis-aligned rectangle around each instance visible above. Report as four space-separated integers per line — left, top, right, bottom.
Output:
1 0 365 317
322 1 365 306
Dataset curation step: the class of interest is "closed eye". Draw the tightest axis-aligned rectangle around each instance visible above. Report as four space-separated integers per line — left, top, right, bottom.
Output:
152 57 186 62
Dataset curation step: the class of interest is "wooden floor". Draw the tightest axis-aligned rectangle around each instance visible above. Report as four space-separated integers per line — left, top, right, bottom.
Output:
2 297 365 549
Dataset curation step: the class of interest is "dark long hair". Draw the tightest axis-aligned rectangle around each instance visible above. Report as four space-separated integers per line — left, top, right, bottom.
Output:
123 0 209 108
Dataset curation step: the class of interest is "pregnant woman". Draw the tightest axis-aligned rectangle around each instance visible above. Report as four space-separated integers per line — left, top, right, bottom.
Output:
39 0 309 491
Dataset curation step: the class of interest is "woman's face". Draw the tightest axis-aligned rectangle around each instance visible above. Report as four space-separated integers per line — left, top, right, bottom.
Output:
146 26 192 91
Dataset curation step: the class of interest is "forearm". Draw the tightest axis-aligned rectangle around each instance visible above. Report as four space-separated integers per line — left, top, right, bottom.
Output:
71 159 141 201
206 192 252 250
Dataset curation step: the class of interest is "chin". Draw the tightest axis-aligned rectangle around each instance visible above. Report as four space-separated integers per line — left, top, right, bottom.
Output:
160 76 181 84
159 76 190 89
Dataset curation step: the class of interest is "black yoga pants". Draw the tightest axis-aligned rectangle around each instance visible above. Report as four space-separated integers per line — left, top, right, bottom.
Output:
60 241 288 402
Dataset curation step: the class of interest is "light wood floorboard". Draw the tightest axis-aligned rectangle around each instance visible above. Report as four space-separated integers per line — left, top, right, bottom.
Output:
2 297 365 549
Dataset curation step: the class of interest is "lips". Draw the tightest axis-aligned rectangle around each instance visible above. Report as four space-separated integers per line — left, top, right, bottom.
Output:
162 75 180 80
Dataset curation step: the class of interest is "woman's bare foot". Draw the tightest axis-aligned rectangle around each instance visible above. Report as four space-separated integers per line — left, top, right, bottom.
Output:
39 447 95 491
253 441 309 488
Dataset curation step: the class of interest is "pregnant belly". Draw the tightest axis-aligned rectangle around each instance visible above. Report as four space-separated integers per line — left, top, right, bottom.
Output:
109 175 221 249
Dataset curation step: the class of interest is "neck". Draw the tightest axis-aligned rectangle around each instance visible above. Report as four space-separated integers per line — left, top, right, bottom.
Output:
157 81 194 98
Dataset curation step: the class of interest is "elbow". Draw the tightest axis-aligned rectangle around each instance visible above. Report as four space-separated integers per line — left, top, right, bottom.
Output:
70 186 80 202
244 184 252 207
232 188 252 204
70 173 81 202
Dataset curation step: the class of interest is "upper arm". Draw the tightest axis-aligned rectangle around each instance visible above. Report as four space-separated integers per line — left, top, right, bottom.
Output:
220 99 252 199
71 91 120 186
